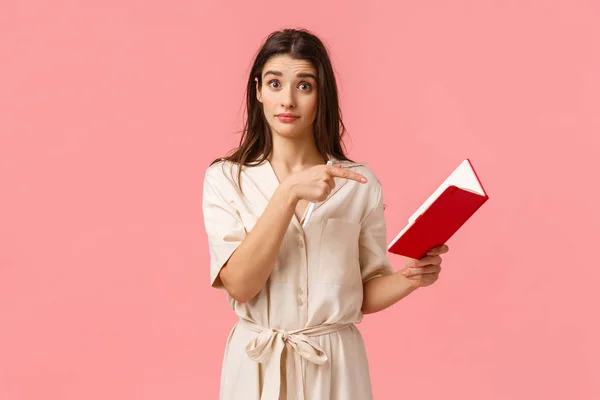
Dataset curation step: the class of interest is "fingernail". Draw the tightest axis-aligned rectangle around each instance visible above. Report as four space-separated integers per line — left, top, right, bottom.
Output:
403 268 410 276
361 178 367 183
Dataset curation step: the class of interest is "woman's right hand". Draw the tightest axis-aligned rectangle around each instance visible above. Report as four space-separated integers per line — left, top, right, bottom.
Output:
282 163 369 203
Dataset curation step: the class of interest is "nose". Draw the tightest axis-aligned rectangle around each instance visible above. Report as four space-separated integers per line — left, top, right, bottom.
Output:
280 86 296 109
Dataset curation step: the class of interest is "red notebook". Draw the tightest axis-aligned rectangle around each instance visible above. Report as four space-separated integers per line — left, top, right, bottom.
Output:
387 159 489 260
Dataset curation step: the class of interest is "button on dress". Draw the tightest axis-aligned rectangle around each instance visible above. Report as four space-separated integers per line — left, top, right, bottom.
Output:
202 155 394 400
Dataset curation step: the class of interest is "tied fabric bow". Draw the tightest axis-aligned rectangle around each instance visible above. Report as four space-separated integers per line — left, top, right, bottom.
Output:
240 319 350 400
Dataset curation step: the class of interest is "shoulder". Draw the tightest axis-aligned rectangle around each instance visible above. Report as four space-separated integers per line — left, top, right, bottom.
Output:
203 160 245 202
340 161 382 196
204 159 241 187
354 165 381 187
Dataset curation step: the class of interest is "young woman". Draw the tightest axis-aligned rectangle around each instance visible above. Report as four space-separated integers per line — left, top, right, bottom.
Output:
202 28 448 400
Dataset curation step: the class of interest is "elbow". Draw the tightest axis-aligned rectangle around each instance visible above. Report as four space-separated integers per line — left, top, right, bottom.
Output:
227 286 255 303
362 301 385 315
360 279 383 315
361 303 376 315
220 269 258 303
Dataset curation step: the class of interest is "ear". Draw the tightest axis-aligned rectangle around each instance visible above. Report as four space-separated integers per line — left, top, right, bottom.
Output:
255 77 262 103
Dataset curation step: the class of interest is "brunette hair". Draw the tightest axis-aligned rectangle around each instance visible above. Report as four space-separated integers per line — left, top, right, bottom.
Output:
212 28 354 192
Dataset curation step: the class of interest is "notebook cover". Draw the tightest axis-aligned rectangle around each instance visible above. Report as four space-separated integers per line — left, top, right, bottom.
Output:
387 185 488 259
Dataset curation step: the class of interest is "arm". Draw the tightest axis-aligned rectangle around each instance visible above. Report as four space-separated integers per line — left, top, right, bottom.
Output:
362 249 445 314
358 181 445 314
218 182 297 302
203 163 368 303
361 271 418 314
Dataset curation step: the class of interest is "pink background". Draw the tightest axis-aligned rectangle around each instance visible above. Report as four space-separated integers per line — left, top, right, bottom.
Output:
1 1 599 399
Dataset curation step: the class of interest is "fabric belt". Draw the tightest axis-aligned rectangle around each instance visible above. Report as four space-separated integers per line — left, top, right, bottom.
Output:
239 317 352 400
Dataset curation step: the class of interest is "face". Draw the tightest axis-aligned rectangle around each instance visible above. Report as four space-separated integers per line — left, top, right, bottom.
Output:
255 54 318 140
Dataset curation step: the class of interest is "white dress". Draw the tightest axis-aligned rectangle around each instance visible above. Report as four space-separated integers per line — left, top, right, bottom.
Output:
202 155 394 400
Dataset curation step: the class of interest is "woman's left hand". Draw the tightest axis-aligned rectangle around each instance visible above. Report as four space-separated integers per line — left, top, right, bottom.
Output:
402 244 449 288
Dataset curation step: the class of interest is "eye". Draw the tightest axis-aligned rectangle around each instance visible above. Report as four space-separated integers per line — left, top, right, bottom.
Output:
266 80 313 91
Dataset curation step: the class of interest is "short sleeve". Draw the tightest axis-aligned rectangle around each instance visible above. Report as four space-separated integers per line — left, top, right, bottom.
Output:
202 169 246 289
359 182 395 283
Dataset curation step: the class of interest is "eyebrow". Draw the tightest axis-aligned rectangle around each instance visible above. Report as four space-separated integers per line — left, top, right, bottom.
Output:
263 70 318 81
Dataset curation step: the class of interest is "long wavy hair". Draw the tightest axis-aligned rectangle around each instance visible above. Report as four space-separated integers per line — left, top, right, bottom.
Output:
211 28 354 193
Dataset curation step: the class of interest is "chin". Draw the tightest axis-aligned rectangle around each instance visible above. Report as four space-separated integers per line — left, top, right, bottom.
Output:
271 123 311 139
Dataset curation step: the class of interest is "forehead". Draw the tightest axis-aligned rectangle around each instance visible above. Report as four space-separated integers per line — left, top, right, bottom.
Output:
261 55 317 77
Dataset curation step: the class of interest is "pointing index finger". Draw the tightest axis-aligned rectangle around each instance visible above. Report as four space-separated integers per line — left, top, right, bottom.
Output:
328 164 368 183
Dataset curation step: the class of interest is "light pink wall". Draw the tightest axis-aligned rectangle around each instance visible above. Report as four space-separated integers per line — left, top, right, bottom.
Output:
1 1 598 399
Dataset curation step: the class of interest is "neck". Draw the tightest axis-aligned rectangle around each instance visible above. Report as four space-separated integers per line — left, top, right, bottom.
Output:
268 134 327 173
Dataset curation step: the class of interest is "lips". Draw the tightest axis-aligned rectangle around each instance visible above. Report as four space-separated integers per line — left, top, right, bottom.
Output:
276 113 299 123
